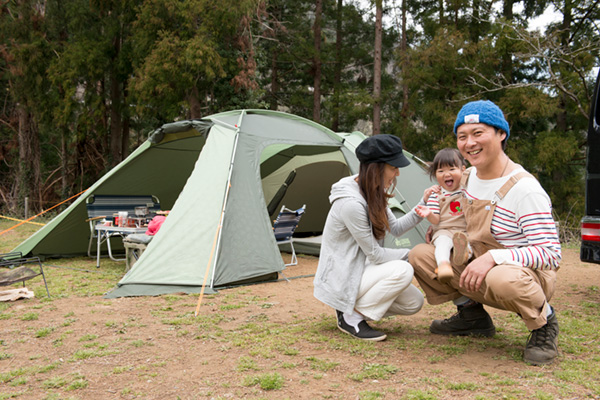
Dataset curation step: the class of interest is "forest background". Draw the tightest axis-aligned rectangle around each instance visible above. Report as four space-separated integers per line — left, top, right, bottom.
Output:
0 0 599 240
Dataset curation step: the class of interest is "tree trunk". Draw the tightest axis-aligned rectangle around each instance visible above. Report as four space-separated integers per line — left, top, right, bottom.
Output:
332 0 343 131
373 0 383 135
17 105 42 214
188 86 203 119
400 0 409 118
557 0 572 132
312 0 323 123
121 82 130 159
61 129 68 199
109 33 122 167
471 0 480 43
270 49 280 111
501 0 514 83
109 74 122 167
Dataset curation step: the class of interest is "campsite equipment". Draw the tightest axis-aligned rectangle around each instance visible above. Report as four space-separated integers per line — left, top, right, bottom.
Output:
118 212 128 227
12 110 432 298
273 204 306 267
0 252 50 297
135 206 149 217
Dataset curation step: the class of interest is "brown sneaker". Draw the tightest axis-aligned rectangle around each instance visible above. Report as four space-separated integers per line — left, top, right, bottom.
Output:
452 232 470 266
523 311 559 365
436 261 453 284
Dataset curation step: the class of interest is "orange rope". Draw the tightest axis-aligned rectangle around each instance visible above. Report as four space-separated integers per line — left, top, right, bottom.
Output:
0 189 88 236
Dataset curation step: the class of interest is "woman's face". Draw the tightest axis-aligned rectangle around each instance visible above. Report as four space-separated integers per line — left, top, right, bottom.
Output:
383 163 400 190
456 123 506 171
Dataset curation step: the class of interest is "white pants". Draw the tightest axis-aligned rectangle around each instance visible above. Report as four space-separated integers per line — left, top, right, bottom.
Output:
354 260 424 321
433 234 453 266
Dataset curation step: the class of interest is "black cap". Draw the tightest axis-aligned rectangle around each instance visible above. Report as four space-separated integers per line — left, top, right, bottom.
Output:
355 134 410 168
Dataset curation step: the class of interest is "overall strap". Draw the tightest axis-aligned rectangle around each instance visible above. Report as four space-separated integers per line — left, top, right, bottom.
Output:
461 167 474 188
495 168 534 200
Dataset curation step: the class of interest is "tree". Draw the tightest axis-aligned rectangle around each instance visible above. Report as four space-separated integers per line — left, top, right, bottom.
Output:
131 0 262 122
373 0 383 134
313 0 323 122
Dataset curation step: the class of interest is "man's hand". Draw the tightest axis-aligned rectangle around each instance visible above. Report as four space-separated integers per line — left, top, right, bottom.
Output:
425 225 434 244
459 252 495 292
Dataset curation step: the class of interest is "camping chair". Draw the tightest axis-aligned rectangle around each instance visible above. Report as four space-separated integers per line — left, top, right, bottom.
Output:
272 204 306 267
0 252 50 297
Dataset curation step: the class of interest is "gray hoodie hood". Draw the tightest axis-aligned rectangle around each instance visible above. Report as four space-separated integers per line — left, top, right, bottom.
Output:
329 174 365 205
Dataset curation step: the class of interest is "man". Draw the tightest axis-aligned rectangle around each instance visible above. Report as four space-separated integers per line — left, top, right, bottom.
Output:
409 100 561 365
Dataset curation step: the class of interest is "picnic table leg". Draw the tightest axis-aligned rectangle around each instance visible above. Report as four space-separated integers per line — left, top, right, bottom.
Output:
96 230 102 268
106 233 127 262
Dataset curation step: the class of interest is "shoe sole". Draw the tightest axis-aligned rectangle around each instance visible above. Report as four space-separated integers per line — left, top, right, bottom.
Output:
436 263 453 284
430 326 496 337
452 232 469 266
337 324 387 341
523 356 556 366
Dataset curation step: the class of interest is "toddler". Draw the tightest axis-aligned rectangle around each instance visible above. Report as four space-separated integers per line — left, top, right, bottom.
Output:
416 148 471 283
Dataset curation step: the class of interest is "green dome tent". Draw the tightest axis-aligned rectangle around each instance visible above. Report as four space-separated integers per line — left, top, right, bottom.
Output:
12 110 432 297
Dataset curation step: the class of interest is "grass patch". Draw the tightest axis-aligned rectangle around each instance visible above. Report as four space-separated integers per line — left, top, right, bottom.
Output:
237 356 260 372
349 363 399 382
306 356 339 372
242 372 284 390
21 312 38 321
35 327 55 338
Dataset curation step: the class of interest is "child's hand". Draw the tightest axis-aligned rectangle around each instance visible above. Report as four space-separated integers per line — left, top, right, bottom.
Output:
415 204 432 218
423 185 441 202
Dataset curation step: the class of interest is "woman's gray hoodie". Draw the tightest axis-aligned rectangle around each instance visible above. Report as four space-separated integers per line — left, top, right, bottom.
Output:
313 175 423 315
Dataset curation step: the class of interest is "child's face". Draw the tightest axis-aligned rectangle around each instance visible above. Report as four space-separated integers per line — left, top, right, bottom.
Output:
435 164 465 192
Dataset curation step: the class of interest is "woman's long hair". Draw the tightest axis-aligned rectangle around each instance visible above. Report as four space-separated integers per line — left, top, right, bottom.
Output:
357 162 395 240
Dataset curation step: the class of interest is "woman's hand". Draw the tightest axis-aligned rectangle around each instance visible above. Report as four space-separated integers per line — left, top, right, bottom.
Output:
459 252 495 292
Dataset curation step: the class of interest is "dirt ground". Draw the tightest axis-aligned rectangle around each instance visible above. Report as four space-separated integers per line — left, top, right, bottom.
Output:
2 248 600 399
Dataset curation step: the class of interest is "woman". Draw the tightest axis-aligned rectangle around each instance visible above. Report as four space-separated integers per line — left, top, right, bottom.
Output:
313 134 425 341
409 100 561 365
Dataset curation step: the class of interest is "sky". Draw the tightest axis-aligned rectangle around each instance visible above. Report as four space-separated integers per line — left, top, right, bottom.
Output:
354 0 563 33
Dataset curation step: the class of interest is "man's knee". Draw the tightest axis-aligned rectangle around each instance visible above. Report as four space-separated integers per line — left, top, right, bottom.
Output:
486 266 535 301
409 243 435 272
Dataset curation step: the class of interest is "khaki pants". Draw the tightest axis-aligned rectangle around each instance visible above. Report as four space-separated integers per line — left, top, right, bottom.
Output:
409 243 556 330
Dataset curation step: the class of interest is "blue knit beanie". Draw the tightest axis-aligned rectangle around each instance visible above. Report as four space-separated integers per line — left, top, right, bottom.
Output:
453 100 510 138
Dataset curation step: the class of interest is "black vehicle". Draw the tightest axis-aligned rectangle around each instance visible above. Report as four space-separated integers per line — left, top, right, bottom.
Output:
581 68 600 263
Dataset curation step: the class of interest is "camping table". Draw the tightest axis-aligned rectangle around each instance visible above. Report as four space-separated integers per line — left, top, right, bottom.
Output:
94 225 147 268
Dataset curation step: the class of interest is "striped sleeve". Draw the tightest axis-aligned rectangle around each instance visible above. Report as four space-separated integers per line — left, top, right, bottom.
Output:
489 192 561 270
426 193 440 215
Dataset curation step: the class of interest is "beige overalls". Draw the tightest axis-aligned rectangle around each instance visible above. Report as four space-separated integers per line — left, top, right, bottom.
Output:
409 168 557 330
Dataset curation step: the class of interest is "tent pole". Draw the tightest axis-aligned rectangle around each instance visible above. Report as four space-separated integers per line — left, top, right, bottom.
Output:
195 112 244 316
